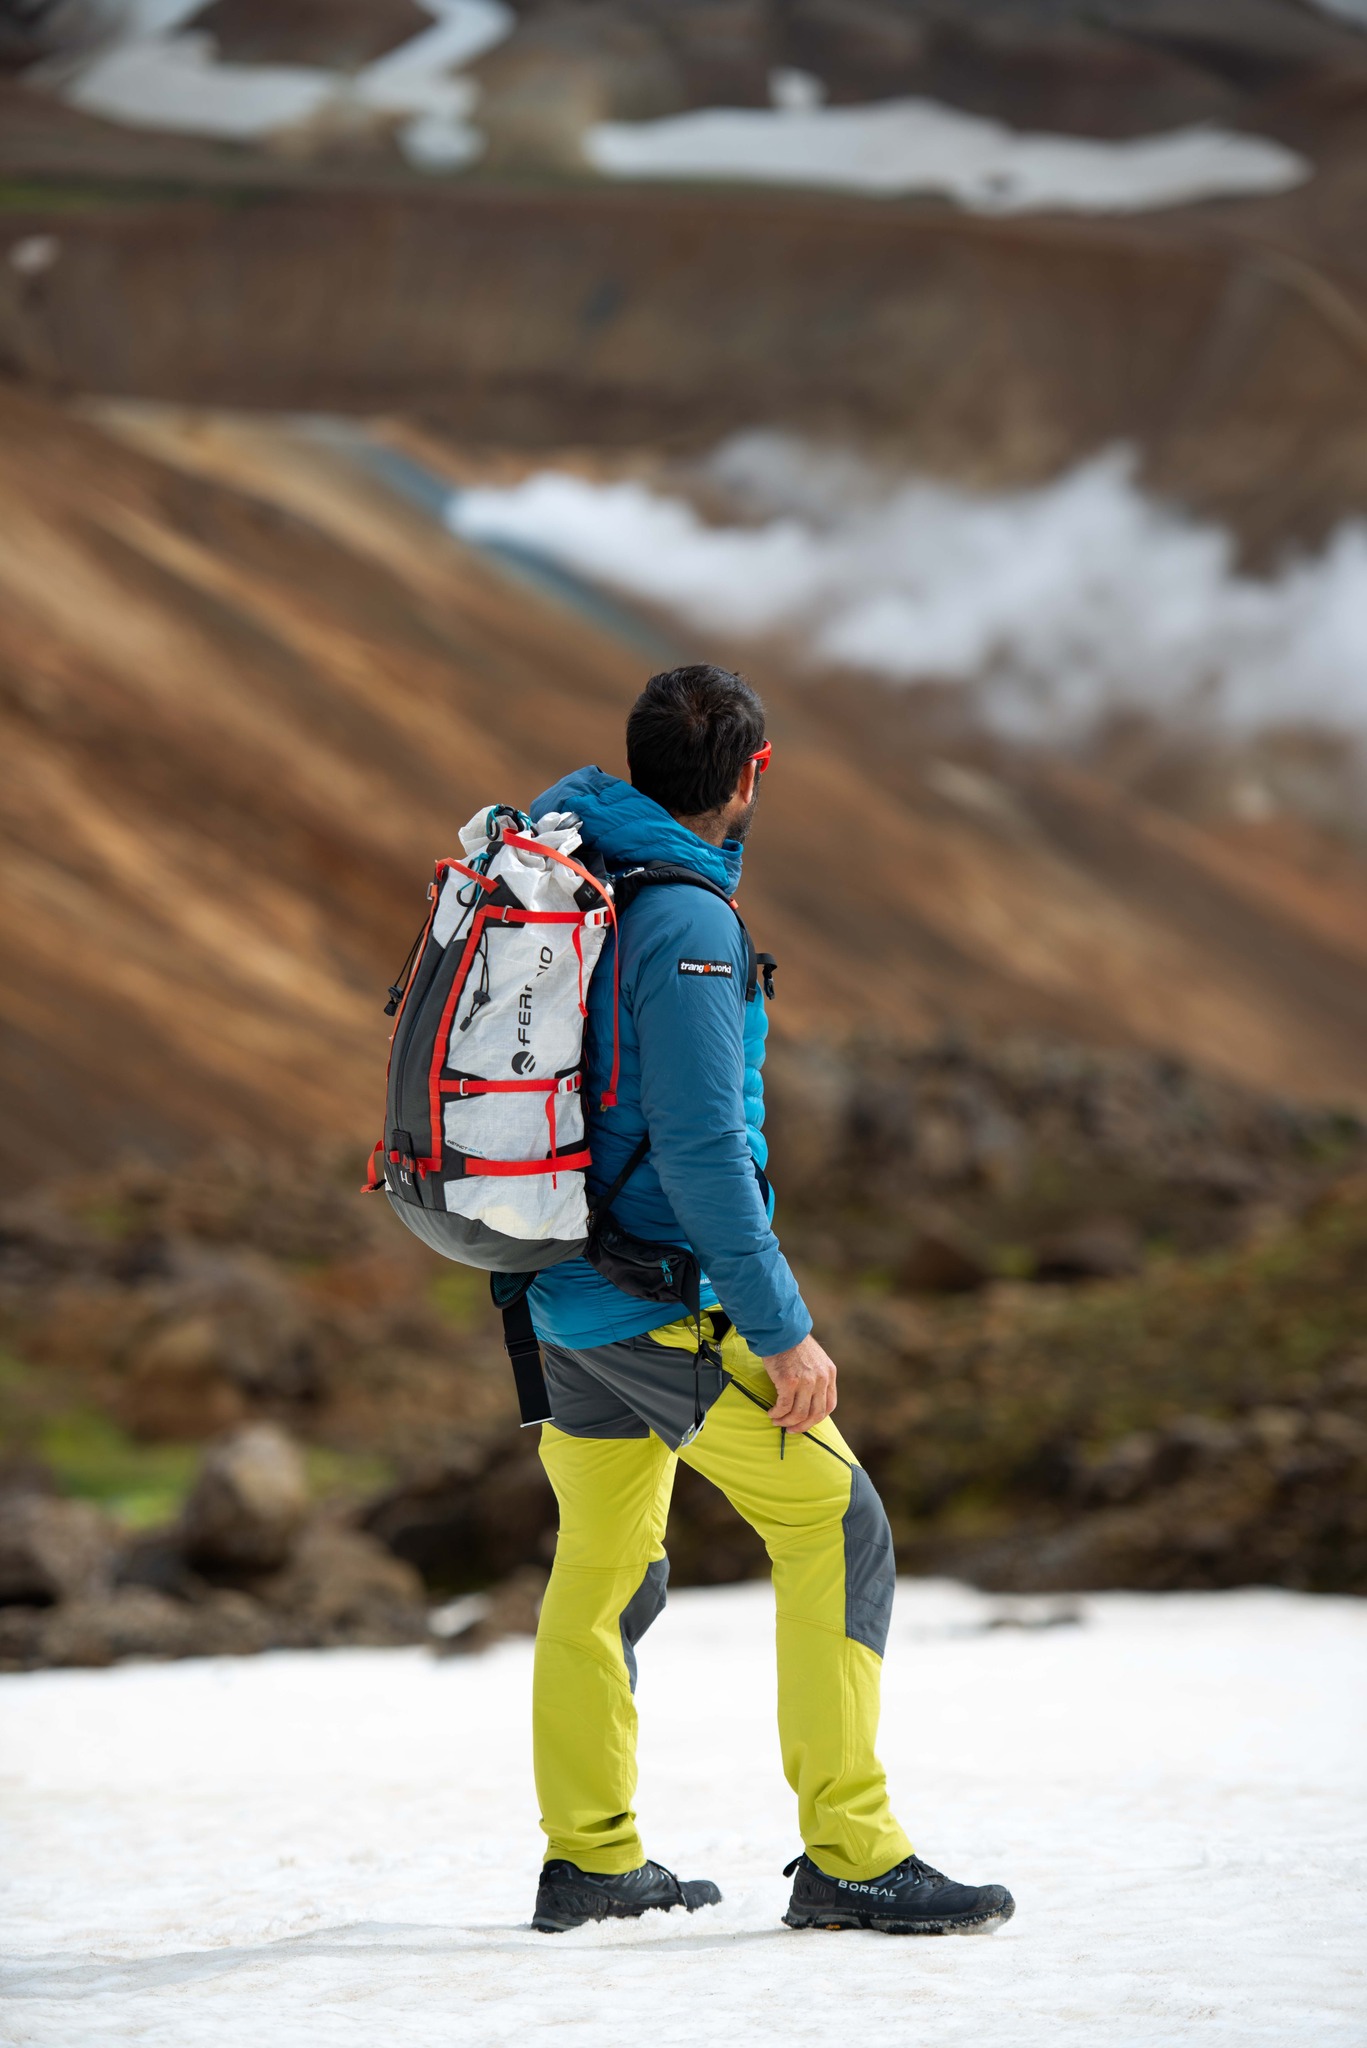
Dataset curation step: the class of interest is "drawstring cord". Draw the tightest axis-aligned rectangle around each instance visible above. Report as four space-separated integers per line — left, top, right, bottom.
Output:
720 1372 853 1466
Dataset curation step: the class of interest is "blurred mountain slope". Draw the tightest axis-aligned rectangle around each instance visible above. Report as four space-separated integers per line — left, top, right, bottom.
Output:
4 385 1367 1179
0 385 645 1168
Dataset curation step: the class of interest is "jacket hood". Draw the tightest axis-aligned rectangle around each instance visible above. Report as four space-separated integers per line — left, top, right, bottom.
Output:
532 765 742 894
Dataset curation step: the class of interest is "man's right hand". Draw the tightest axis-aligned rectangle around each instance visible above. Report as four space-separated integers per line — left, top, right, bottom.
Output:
760 1333 837 1435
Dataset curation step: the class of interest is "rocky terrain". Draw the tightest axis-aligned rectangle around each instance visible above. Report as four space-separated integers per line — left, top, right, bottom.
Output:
2 1037 1363 1666
0 1423 431 1670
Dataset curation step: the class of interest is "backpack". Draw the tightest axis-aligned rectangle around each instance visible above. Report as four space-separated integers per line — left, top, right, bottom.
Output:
365 803 775 1428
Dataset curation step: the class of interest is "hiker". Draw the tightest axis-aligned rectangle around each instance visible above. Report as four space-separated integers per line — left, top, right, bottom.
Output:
521 666 1015 1937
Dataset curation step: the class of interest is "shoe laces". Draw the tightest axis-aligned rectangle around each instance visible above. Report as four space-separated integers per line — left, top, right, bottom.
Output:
644 1860 686 1905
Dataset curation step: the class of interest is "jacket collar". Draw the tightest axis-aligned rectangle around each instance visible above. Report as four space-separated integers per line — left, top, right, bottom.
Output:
533 765 743 894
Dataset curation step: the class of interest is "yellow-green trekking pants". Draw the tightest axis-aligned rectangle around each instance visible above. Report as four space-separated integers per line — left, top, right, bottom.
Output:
533 1318 912 1882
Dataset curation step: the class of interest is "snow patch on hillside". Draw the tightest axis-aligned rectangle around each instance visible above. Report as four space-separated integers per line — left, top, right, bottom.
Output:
2 1582 1365 2045
449 440 1367 741
587 98 1308 213
55 0 512 166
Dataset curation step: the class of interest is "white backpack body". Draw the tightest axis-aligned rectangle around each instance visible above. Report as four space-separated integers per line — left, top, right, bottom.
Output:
365 805 616 1271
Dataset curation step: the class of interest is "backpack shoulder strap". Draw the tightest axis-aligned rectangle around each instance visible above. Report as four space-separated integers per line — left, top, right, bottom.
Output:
611 862 761 1000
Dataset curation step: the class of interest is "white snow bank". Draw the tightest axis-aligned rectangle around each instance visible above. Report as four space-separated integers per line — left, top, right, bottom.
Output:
2 1581 1365 2046
587 98 1308 213
449 439 1367 742
58 0 512 166
66 34 336 138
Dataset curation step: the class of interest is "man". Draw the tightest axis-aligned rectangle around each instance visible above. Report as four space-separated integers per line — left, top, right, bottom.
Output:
526 665 1014 1937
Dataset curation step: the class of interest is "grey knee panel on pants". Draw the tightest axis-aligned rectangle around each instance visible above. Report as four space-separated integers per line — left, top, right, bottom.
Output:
618 1556 669 1692
843 1466 895 1657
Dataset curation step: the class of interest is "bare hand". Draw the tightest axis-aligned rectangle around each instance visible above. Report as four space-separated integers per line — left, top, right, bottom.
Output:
761 1334 837 1436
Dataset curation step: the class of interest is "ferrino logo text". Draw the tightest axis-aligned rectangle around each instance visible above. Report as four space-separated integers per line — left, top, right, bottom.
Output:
511 943 556 1072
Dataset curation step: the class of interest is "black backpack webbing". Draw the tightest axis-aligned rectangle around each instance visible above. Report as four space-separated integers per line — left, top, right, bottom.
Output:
494 1286 555 1428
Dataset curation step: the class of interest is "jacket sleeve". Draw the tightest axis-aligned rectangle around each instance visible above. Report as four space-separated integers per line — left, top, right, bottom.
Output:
626 893 812 1357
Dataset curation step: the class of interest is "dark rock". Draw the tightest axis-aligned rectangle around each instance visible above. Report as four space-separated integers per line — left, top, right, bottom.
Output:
1032 1216 1143 1282
0 1604 46 1669
255 1521 427 1637
363 1439 555 1589
936 1396 1367 1595
47 1584 282 1665
193 0 429 69
179 1424 308 1573
0 1494 113 1606
116 1531 213 1603
898 1230 990 1295
122 1257 325 1439
1077 1414 1242 1505
36 1587 204 1667
1164 1414 1244 1466
1076 1429 1161 1505
123 1310 249 1439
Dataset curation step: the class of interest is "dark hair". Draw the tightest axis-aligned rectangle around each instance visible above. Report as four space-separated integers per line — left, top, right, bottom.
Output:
625 665 765 817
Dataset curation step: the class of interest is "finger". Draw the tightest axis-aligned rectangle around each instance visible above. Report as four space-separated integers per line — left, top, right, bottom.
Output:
767 1380 799 1425
805 1381 834 1431
782 1386 820 1435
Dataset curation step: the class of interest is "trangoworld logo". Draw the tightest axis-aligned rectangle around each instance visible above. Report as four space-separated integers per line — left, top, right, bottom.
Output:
678 958 732 977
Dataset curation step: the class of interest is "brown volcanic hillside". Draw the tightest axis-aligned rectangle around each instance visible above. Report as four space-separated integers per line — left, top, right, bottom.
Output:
3 385 1367 1179
0 387 646 1168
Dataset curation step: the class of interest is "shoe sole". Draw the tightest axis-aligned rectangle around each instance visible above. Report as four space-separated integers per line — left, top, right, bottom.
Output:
533 1894 719 1934
783 1895 1015 1937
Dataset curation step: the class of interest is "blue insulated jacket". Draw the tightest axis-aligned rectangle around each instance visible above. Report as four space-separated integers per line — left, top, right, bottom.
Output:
527 766 812 1357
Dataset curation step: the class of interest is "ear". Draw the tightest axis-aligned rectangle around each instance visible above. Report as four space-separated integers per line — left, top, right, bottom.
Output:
737 760 759 806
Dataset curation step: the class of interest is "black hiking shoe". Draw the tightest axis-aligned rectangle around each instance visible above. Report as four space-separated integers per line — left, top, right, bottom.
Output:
533 1858 722 1933
782 1852 1014 1935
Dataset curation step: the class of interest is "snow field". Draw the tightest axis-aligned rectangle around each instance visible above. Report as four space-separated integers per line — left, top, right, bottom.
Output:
1 1580 1365 2046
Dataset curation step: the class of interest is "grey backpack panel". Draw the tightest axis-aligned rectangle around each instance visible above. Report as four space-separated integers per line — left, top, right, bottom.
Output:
385 1191 586 1273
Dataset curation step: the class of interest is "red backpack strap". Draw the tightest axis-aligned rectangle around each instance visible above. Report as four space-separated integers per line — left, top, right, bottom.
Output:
500 827 624 1110
361 1140 386 1194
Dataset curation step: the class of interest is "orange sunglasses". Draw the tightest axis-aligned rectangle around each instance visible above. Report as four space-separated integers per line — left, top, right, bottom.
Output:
750 741 772 774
